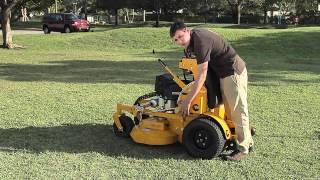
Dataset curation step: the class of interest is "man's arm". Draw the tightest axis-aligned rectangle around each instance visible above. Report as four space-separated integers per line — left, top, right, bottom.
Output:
180 61 208 117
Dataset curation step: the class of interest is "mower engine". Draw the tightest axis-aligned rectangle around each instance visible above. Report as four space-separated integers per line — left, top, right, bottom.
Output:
153 73 192 112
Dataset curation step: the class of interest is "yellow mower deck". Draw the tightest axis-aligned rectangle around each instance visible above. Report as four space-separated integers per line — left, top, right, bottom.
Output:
113 103 234 145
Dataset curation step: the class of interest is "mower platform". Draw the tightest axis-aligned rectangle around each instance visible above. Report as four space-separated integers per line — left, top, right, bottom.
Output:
130 117 177 145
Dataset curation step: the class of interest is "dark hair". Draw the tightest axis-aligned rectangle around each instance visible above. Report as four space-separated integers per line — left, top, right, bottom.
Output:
170 21 186 38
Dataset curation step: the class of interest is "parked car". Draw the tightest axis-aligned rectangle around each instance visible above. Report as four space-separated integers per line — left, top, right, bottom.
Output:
42 13 90 34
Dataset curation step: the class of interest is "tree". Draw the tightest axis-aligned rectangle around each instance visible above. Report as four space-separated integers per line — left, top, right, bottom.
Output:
226 0 264 24
1 0 56 49
96 0 130 25
295 0 320 24
226 0 243 24
19 0 56 12
154 0 160 26
184 0 227 23
79 0 98 19
260 0 279 24
277 0 295 16
1 0 18 48
132 0 167 27
63 0 96 19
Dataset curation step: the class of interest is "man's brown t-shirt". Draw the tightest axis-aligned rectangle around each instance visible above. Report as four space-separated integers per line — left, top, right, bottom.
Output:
186 28 246 78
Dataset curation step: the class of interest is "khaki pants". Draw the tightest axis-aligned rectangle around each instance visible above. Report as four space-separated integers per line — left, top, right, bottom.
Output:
220 66 254 154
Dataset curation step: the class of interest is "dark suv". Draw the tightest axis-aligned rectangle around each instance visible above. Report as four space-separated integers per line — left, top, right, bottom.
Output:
42 13 90 34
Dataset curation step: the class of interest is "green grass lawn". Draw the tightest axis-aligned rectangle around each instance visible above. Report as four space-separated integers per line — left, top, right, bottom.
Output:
0 24 319 179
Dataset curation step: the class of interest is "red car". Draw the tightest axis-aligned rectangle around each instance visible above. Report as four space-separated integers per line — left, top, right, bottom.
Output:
42 13 90 34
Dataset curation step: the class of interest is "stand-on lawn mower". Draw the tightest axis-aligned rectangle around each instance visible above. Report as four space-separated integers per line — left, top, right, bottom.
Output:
113 58 255 159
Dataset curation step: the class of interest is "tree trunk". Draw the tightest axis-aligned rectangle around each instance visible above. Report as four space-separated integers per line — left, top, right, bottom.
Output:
131 9 134 23
231 6 237 24
143 10 145 22
2 7 14 49
125 10 129 23
155 10 160 27
154 0 160 27
263 8 267 24
270 10 274 24
55 0 58 13
115 8 118 25
227 0 241 24
237 3 241 24
84 0 87 20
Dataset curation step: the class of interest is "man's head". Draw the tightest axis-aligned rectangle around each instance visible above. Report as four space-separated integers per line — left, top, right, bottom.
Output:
170 21 191 48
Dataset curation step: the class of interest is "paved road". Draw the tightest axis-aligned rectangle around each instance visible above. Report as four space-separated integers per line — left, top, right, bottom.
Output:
1 27 95 35
0 28 59 35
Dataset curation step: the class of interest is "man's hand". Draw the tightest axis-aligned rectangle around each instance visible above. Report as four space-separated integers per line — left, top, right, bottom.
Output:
179 98 192 117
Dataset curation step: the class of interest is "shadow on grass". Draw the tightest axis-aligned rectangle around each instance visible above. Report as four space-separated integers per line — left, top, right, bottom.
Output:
93 21 203 28
221 24 291 29
0 57 318 85
78 22 204 33
233 31 320 85
315 131 320 140
248 72 320 86
0 60 176 84
0 123 192 160
0 30 319 86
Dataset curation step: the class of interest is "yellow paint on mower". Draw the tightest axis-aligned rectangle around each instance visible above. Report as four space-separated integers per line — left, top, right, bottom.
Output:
112 58 245 159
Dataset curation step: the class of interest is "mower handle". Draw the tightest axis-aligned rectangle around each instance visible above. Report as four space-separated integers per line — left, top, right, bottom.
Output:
158 59 167 68
157 59 186 89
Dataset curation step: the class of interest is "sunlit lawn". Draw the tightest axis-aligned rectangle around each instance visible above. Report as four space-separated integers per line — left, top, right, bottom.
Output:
0 24 319 179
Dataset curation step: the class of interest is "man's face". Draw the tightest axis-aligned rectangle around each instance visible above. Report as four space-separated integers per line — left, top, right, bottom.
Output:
172 28 190 48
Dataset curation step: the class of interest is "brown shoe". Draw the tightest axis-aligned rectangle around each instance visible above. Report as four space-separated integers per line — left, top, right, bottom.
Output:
225 151 248 161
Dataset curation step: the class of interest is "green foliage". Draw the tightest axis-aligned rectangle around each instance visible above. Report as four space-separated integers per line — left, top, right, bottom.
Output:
0 25 319 178
96 0 130 10
183 0 228 16
296 0 320 16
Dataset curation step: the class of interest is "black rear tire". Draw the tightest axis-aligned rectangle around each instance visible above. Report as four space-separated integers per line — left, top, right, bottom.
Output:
113 115 134 138
43 26 50 34
183 118 226 159
64 26 71 33
84 27 90 32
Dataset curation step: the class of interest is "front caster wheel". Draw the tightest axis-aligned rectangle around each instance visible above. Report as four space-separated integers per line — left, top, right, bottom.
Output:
251 127 256 136
113 115 134 138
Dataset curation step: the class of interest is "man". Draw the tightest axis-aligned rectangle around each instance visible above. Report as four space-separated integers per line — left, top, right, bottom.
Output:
170 21 254 161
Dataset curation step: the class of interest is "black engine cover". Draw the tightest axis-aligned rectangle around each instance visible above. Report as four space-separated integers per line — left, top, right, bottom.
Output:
155 73 182 100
